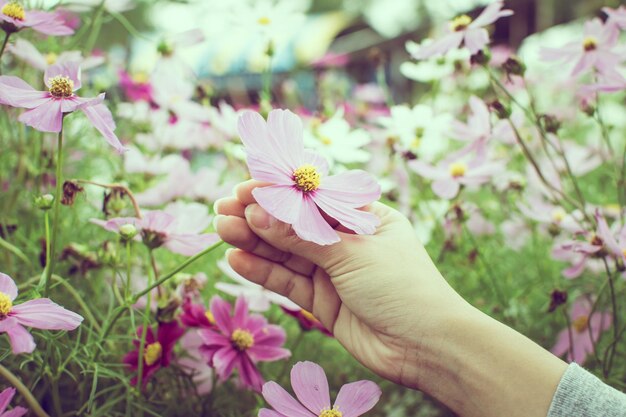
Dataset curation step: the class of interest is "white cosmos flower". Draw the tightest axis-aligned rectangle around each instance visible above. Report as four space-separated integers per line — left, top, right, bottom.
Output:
413 200 449 245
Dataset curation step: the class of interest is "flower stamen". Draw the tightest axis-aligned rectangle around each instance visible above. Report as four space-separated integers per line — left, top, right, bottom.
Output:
293 164 321 192
448 162 467 178
258 16 271 25
573 315 589 333
2 1 25 21
319 406 343 417
48 76 74 98
205 310 216 325
583 37 598 52
144 342 162 366
450 15 472 32
231 328 254 351
0 292 12 318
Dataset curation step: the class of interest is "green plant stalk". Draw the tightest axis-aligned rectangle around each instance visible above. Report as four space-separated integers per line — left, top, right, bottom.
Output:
601 258 619 378
43 127 64 297
125 240 132 300
0 235 30 264
0 32 10 75
0 364 51 417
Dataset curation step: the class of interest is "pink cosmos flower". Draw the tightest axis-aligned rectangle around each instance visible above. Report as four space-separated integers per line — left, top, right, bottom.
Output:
551 296 612 364
0 387 27 417
259 361 381 417
198 296 290 392
238 109 381 245
8 39 104 72
0 61 126 153
604 6 626 30
0 272 83 354
180 298 216 329
540 18 624 79
0 0 73 35
593 210 626 274
123 321 185 386
96 201 219 256
281 307 332 337
409 156 504 200
118 70 153 103
415 1 513 59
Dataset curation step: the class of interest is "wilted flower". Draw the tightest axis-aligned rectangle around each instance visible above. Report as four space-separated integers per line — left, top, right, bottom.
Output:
415 1 513 59
0 0 73 35
0 273 83 354
123 321 184 386
198 296 290 391
239 109 381 245
0 387 27 417
0 61 126 153
551 296 611 364
259 361 381 417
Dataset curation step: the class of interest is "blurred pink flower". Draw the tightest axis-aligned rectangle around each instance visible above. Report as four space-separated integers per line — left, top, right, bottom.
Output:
0 0 73 35
281 307 332 337
180 298 216 329
177 331 214 395
415 1 513 59
8 39 104 72
0 272 83 354
98 201 219 256
0 61 126 153
238 109 381 245
409 156 504 200
198 296 290 392
604 6 626 30
552 296 611 364
540 18 624 79
123 321 184 386
118 70 153 102
594 210 626 272
259 361 381 417
0 387 27 417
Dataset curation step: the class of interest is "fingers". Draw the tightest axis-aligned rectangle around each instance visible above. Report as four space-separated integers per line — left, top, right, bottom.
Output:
213 197 245 217
234 180 271 205
227 248 313 312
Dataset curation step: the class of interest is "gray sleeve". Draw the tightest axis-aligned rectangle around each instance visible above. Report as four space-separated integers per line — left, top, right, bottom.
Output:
547 363 626 417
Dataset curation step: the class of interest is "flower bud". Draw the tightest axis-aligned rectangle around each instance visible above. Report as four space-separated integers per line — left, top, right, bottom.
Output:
470 49 491 66
157 40 173 56
540 114 561 134
502 56 526 77
119 224 138 241
35 194 54 210
489 100 511 120
61 181 84 206
547 289 568 313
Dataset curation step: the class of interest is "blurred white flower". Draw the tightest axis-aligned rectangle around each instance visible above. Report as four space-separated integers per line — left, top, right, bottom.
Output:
413 200 449 244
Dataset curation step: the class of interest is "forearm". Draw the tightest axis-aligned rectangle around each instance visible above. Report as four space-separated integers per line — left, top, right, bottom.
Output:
404 304 568 417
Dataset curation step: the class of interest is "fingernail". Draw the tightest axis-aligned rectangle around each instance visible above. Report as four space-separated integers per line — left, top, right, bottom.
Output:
245 204 272 229
212 214 224 231
213 198 223 215
225 247 234 258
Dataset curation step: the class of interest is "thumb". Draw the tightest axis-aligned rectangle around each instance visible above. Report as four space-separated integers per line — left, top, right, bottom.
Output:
244 203 347 269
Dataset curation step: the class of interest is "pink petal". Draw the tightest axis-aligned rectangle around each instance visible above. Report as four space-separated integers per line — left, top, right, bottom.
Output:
262 381 315 417
239 354 264 392
0 387 16 413
312 190 380 235
248 345 291 362
292 197 340 245
408 160 447 180
44 61 81 91
233 296 249 329
210 296 233 334
463 28 490 54
142 211 176 233
18 99 63 132
551 329 570 357
252 185 304 225
198 329 230 347
563 257 586 279
252 324 286 346
246 153 296 185
267 109 305 164
0 76 50 109
302 150 329 177
80 103 127 153
164 233 220 256
259 409 286 417
432 179 460 199
595 212 622 256
334 380 382 417
1 320 36 354
0 273 18 301
290 362 331 414
470 1 513 28
61 94 104 114
213 346 239 380
318 171 381 207
8 38 47 70
3 406 28 417
414 32 464 59
23 11 74 36
11 298 83 330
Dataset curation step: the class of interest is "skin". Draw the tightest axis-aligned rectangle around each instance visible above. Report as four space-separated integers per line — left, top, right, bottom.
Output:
213 179 568 417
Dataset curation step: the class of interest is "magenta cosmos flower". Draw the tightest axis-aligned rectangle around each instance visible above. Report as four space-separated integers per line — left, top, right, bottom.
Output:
0 0 73 35
415 1 513 59
540 18 623 79
198 296 290 392
123 321 184 386
0 272 83 354
260 361 381 417
551 296 611 365
238 109 381 245
0 387 27 417
0 61 126 153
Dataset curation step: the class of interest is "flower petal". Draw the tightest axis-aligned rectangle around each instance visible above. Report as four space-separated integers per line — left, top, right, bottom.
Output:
259 409 286 417
267 109 305 164
470 1 513 28
80 103 127 153
0 273 18 301
414 32 464 59
11 298 83 330
210 296 233 334
213 346 239 380
18 99 63 132
2 406 28 417
44 61 81 91
312 191 380 235
248 345 291 362
334 380 382 417
2 320 36 354
0 76 49 108
432 179 460 199
0 387 16 413
463 28 490 54
239 354 265 392
292 197 340 245
164 233 220 256
318 171 381 207
252 185 303 225
262 381 315 417
290 361 331 414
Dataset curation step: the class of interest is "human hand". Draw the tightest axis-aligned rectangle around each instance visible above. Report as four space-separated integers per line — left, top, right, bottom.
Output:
213 179 471 387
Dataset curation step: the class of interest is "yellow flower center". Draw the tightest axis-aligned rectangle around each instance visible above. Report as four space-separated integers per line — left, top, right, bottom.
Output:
0 292 13 318
320 136 332 145
205 310 216 325
573 315 589 333
551 208 566 223
143 342 162 366
293 164 321 192
48 76 74 98
583 37 598 52
300 309 319 323
450 15 472 32
231 328 254 351
258 16 271 25
448 162 467 178
132 71 149 84
2 1 25 21
319 406 342 417
45 53 58 66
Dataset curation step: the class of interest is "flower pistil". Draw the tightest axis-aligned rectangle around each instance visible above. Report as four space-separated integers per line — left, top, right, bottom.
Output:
48 76 74 98
0 292 12 318
293 165 321 192
231 328 254 351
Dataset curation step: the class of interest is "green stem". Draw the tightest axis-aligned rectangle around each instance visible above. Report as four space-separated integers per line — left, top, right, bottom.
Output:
602 258 619 378
133 240 225 301
51 377 63 416
136 251 155 396
125 240 132 300
0 235 29 264
44 127 64 297
0 32 10 75
0 364 51 417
